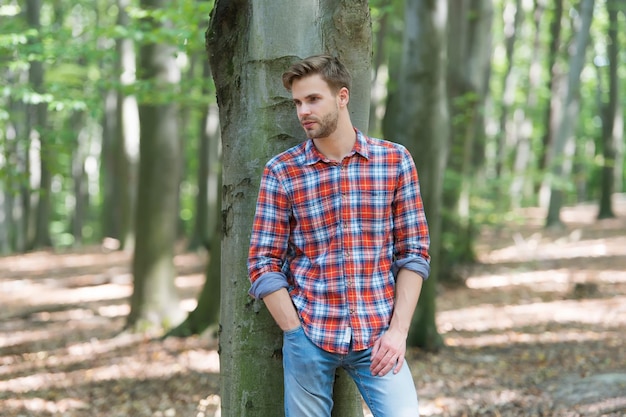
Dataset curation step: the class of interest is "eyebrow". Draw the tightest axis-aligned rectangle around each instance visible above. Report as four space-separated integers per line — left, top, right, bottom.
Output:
293 93 321 103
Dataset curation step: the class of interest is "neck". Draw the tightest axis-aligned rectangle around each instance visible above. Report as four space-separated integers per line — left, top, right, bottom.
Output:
313 119 356 162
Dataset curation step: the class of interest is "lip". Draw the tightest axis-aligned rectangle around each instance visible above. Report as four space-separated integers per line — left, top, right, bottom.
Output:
302 120 316 129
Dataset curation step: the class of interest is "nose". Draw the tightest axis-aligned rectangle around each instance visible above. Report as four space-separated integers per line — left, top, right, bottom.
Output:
297 103 311 119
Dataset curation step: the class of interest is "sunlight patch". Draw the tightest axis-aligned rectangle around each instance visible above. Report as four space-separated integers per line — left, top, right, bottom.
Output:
466 269 626 290
1 397 87 413
438 296 626 333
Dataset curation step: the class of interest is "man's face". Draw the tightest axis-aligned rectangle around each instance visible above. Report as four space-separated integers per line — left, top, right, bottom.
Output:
291 74 340 139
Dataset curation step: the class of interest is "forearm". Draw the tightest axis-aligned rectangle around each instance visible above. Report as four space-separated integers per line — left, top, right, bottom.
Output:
262 288 301 331
370 268 423 376
389 268 423 335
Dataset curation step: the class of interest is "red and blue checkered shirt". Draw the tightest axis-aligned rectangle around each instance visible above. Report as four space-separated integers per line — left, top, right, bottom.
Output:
248 130 430 354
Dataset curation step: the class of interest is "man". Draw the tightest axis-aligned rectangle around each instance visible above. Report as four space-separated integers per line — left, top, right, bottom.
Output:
247 54 430 417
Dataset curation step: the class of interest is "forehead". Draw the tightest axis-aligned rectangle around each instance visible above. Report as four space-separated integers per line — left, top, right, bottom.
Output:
291 74 333 99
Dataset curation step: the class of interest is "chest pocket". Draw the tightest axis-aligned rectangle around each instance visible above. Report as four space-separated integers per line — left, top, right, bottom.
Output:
352 189 393 235
291 194 338 258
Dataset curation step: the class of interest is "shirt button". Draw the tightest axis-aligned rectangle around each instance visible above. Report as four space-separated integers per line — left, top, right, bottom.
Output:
349 308 355 314
344 251 350 259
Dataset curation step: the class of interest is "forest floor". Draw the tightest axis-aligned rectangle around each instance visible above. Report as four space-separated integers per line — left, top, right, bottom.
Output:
1 196 626 417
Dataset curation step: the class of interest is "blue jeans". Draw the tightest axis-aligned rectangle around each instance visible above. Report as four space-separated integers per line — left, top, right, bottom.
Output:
283 326 419 417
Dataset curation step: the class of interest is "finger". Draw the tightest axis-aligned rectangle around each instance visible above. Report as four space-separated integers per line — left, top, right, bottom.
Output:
373 351 395 376
371 338 381 357
376 357 396 377
393 355 404 374
369 342 385 372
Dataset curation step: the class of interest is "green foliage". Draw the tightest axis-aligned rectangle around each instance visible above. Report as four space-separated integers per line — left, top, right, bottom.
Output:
0 0 216 253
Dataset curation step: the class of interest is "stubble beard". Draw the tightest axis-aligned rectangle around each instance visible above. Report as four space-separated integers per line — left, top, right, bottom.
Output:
303 107 339 139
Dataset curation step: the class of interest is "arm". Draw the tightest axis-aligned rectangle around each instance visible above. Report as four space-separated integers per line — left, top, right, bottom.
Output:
262 288 301 331
370 268 423 376
370 147 429 376
248 164 300 331
248 165 291 298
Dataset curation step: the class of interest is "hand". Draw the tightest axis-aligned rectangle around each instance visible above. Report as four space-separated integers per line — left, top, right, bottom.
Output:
370 327 407 376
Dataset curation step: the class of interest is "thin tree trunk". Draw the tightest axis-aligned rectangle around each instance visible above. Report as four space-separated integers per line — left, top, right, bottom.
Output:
537 0 563 194
545 0 595 228
368 10 389 134
114 0 140 251
1 88 24 253
189 59 220 251
166 172 222 337
70 111 89 245
510 0 544 208
443 0 493 273
394 0 448 351
26 0 52 249
495 0 523 184
127 0 184 332
597 0 620 219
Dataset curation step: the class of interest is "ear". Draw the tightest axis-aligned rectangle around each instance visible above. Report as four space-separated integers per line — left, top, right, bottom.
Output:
338 87 350 107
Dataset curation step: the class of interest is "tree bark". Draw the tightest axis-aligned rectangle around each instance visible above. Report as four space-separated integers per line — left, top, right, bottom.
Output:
510 0 544 208
537 0 563 196
545 0 595 228
393 0 448 350
495 0 523 183
443 0 493 272
207 1 371 415
26 0 52 249
189 59 220 251
166 172 222 337
115 0 140 251
597 0 621 219
127 0 184 332
70 111 89 246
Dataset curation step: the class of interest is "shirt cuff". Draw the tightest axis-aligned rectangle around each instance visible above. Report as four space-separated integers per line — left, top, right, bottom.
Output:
392 257 430 280
249 272 289 299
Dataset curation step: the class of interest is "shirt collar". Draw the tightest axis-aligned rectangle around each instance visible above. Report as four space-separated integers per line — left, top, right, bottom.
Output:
303 129 370 165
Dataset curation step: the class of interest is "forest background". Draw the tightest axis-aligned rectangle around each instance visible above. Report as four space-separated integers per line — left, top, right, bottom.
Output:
1 0 626 416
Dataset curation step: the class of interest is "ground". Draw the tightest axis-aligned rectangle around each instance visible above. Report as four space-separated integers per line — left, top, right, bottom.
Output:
1 197 625 417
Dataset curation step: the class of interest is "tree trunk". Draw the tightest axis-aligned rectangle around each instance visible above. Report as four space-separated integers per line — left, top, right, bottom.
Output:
189 59 220 251
101 88 118 243
510 0 544 208
393 0 448 350
537 0 563 196
207 1 371 415
101 0 139 251
127 0 184 332
70 111 89 246
166 172 222 337
545 0 595 228
597 0 620 219
26 0 52 249
114 0 140 251
443 0 493 273
368 9 389 135
495 0 523 184
0 88 25 254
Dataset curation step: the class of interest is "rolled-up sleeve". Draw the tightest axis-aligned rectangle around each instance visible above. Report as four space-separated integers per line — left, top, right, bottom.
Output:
392 148 430 279
247 164 292 298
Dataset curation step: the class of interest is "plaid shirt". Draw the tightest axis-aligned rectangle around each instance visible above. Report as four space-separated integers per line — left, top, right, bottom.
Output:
248 130 430 354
